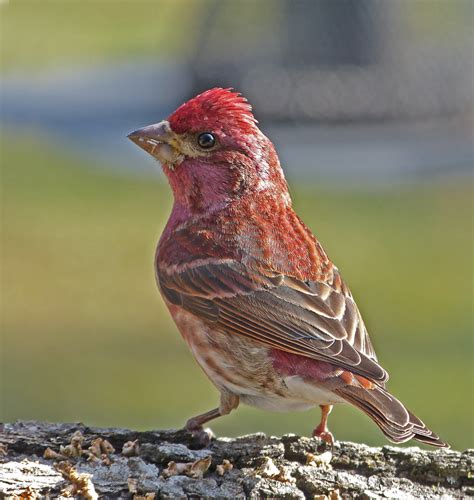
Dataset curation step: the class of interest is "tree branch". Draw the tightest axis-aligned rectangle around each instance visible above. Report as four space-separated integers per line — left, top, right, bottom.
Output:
1 421 472 498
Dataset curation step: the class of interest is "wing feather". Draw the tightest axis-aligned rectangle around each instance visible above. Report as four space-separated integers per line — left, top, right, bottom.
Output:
158 261 388 383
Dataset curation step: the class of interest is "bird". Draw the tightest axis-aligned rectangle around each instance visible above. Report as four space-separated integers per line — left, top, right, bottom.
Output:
128 88 447 448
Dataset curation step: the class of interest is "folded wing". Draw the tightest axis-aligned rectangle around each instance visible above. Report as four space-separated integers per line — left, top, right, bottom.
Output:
158 260 388 384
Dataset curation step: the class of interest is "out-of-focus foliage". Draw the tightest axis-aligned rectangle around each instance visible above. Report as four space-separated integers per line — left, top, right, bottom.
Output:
2 134 472 449
2 0 472 73
0 0 195 72
0 0 280 72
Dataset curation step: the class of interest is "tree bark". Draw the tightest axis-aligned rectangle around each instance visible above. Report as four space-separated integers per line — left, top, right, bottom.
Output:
0 421 472 499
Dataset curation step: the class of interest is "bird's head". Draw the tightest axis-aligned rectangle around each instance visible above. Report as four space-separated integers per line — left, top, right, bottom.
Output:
128 88 289 212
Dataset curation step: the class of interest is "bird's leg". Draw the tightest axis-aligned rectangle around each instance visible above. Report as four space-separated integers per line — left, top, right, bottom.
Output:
185 391 239 445
312 404 334 445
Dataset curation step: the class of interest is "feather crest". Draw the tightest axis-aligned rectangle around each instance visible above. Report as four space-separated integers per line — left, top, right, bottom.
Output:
169 88 257 134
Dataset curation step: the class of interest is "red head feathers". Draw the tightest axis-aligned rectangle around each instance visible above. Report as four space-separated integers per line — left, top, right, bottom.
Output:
168 88 258 135
129 87 287 214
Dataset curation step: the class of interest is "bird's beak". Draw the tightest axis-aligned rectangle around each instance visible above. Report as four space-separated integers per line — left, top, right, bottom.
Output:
127 120 183 167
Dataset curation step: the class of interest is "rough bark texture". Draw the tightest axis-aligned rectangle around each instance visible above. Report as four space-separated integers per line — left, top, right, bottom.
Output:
0 421 472 499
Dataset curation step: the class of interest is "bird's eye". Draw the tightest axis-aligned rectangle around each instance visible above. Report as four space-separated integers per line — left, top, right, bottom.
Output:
197 132 216 149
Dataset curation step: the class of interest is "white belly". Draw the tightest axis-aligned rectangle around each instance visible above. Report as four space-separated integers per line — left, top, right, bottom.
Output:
241 376 344 412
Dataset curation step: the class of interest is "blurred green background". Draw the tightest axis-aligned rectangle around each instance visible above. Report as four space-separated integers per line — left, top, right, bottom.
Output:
1 0 473 450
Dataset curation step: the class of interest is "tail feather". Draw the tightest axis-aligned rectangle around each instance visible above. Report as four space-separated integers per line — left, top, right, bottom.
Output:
335 385 448 448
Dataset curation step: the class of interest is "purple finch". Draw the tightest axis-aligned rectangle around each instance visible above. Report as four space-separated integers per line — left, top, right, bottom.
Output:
128 88 446 447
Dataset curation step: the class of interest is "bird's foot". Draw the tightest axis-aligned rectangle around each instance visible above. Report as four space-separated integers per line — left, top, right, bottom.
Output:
312 426 334 446
185 419 215 447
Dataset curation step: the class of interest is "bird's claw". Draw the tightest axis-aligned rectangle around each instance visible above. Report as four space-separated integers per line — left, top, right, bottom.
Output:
312 428 335 448
185 420 215 447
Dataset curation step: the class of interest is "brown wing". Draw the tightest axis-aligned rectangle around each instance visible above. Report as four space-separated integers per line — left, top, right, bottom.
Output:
158 260 388 384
